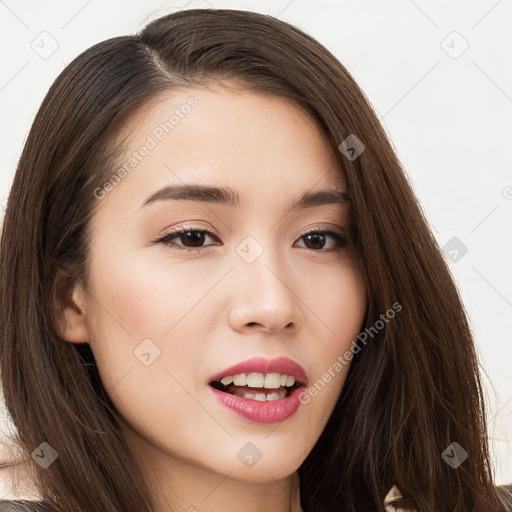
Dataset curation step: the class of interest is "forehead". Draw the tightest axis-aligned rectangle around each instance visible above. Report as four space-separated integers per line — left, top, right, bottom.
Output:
95 84 346 216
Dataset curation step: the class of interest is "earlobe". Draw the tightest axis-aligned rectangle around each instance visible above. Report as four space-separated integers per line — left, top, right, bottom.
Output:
53 282 90 344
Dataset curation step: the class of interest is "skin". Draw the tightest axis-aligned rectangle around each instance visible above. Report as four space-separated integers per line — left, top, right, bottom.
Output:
58 83 367 512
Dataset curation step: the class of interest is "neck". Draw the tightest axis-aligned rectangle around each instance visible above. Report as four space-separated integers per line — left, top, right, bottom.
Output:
121 424 304 512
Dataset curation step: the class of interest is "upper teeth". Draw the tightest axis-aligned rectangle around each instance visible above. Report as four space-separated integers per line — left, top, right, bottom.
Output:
220 373 296 389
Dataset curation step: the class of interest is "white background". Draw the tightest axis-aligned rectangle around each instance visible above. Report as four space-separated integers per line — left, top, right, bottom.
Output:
0 0 511 484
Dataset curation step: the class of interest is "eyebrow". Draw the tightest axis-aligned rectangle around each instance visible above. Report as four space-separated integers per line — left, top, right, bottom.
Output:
140 183 349 211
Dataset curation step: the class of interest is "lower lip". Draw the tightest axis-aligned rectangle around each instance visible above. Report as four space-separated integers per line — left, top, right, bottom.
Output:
208 385 306 424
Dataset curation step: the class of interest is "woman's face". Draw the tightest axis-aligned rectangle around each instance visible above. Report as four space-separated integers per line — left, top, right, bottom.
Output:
72 84 367 484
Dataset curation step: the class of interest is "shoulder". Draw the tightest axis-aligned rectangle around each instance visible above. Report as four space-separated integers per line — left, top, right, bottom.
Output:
0 501 47 512
384 485 416 511
384 483 512 511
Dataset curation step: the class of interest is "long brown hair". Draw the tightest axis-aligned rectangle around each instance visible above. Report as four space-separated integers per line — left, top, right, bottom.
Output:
0 8 509 512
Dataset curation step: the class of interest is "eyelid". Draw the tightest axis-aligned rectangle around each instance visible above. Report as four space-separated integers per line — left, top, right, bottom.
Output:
152 222 219 242
155 223 347 241
153 222 349 252
151 223 220 253
296 223 347 238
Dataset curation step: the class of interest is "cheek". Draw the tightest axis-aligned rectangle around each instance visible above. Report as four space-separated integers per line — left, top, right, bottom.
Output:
303 258 367 346
83 247 209 436
299 261 366 411
323 273 366 341
88 243 218 340
85 240 227 396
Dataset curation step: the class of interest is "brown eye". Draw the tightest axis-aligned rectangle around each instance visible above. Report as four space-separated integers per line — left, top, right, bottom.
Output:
157 229 220 252
176 231 207 247
295 230 347 251
155 228 347 253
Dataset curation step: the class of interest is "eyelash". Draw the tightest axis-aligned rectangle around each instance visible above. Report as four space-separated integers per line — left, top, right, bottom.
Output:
154 225 348 253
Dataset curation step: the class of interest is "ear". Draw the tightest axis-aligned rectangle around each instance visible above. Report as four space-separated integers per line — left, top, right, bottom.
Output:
53 280 90 344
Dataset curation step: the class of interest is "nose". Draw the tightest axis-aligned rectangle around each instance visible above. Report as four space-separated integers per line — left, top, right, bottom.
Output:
227 246 304 335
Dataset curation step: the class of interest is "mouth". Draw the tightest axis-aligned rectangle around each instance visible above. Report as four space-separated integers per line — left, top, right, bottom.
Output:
207 357 308 423
209 373 304 401
207 356 308 403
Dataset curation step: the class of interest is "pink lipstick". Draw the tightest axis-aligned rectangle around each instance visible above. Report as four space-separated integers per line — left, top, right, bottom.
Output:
207 356 308 424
